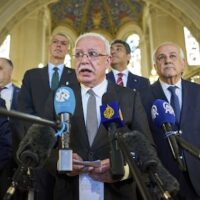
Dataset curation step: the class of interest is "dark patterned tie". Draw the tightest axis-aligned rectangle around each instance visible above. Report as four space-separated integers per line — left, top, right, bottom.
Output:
86 89 98 146
168 86 181 123
116 73 124 86
51 67 59 90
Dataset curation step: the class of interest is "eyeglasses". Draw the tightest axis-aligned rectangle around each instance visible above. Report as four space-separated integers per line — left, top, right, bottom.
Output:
73 50 108 60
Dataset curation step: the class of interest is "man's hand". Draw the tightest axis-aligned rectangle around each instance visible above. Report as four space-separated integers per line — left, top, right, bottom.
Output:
89 159 119 183
67 153 94 176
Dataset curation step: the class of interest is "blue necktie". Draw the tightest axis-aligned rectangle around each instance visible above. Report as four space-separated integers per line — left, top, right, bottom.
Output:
51 67 59 90
168 86 181 123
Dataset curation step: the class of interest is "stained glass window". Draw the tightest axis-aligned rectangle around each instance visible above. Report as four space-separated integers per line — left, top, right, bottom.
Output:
184 27 200 66
0 35 11 58
126 33 141 75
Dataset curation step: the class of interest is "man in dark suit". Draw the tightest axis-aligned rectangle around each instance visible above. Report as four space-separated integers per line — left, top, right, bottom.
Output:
0 98 12 199
140 42 200 199
106 39 150 91
47 32 154 200
18 33 77 121
17 32 78 200
0 57 20 111
0 57 20 152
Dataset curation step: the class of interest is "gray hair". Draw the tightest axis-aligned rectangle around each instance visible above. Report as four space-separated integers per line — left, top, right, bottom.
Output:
152 42 185 64
74 32 110 55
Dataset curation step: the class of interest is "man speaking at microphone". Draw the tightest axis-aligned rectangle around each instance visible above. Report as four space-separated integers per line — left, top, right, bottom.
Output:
140 42 200 199
46 32 154 200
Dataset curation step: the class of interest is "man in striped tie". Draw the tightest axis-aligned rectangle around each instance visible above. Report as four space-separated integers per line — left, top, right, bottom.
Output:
107 39 150 92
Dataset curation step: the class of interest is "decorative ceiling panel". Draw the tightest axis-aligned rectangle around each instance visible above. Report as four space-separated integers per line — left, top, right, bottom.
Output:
49 0 145 36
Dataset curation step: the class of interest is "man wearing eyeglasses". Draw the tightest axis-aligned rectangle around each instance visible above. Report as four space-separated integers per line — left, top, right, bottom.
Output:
47 32 154 200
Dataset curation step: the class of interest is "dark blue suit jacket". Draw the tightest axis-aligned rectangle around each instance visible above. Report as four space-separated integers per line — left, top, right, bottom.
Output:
140 79 200 199
0 98 12 170
11 84 20 110
0 99 12 200
106 70 150 92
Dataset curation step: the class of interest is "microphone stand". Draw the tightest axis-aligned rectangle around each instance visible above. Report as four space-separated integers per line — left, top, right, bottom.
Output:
57 113 73 172
0 108 58 128
3 164 36 200
116 133 154 200
175 131 200 159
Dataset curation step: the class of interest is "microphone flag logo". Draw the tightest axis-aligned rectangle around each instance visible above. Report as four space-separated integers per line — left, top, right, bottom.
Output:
55 87 70 102
151 99 176 128
54 86 76 115
163 101 174 115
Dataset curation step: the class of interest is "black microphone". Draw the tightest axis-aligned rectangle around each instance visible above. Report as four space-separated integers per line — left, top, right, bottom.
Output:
151 99 186 171
122 131 180 199
54 86 76 172
100 92 124 179
3 124 56 200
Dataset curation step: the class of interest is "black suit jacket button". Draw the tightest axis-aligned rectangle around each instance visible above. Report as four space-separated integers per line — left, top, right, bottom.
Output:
88 151 94 161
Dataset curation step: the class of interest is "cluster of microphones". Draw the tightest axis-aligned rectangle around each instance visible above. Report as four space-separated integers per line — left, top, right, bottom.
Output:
2 85 194 200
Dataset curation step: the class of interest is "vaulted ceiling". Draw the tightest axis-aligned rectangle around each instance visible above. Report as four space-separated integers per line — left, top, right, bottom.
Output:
49 0 145 36
1 0 200 43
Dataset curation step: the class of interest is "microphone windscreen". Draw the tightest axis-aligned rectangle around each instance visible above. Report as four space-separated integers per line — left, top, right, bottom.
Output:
16 124 57 168
151 99 175 128
122 131 158 171
123 131 180 196
54 86 76 115
100 102 124 129
154 161 180 196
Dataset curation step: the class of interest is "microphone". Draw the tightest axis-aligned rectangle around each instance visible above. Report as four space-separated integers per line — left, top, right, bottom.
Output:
122 131 180 199
3 124 56 200
16 124 57 168
54 86 76 172
151 99 186 171
100 93 124 179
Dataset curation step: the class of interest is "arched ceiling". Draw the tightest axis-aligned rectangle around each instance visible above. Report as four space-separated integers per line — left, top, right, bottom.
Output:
48 0 145 37
1 0 200 43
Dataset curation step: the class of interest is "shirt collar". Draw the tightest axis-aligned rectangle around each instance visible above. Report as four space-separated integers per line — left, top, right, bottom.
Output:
4 82 12 89
111 68 128 77
81 79 108 98
48 63 64 71
159 79 182 91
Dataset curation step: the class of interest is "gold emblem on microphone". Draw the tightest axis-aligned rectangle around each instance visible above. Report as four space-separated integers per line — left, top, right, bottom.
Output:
104 105 114 119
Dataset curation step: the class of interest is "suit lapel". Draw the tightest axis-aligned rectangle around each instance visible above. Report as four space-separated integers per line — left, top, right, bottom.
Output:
71 84 90 148
11 85 20 110
179 80 190 128
41 66 51 90
106 71 115 83
59 66 76 87
152 80 168 101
